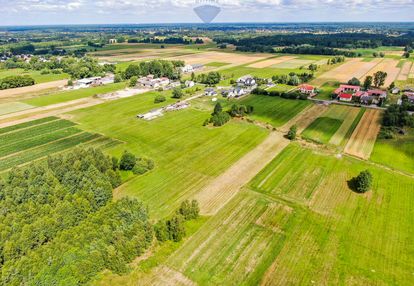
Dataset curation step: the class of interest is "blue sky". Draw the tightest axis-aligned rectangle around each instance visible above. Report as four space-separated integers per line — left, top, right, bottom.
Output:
0 0 413 26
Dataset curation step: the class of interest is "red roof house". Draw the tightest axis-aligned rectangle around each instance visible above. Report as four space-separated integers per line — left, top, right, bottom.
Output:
334 84 361 95
298 84 315 95
339 93 353 102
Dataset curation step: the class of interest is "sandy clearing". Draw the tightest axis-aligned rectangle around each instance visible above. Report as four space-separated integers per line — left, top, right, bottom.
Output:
169 51 268 66
0 80 67 100
279 104 328 134
146 266 196 286
398 62 412 81
318 58 382 83
361 58 400 87
195 132 290 216
344 109 382 160
247 56 297 68
0 98 103 129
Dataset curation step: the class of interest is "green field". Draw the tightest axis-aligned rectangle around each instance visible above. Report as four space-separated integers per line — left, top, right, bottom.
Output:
23 82 127 106
70 91 269 219
239 95 311 127
302 117 343 144
315 81 339 100
0 68 68 83
128 144 414 285
371 130 414 174
0 102 34 115
0 117 119 172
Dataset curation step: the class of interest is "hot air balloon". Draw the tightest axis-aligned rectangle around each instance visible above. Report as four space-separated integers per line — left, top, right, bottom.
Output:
193 0 221 23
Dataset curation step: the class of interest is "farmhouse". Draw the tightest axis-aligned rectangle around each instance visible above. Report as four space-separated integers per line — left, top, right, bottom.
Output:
185 80 195 88
298 84 316 96
338 93 353 102
74 77 103 89
205 88 217 96
221 87 246 98
138 75 170 89
334 84 361 96
180 64 204 73
237 75 256 87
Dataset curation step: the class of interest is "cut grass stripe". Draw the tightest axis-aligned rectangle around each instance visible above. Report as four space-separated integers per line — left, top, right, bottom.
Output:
0 117 58 135
0 119 76 146
0 132 101 171
341 108 366 146
0 127 82 158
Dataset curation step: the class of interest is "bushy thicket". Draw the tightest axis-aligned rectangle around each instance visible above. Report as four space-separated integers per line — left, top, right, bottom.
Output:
382 104 414 128
0 75 35 90
0 148 156 285
272 72 314 86
196 72 221 86
252 88 307 100
119 151 155 175
154 200 200 243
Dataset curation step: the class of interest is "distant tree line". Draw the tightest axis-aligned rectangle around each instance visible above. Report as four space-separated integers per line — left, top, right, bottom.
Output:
272 72 314 86
127 37 203 45
123 60 184 80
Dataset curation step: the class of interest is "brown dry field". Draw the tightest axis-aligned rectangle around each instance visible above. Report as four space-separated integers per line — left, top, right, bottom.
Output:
194 131 289 216
0 80 67 100
398 62 413 81
280 104 328 134
169 51 269 66
362 58 400 87
247 56 296 68
142 266 195 286
344 109 382 160
317 58 382 83
94 48 196 62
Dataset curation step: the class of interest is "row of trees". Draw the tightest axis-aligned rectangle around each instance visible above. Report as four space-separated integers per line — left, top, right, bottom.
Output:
205 102 254 127
195 71 221 86
272 72 314 86
327 56 346 65
348 71 389 89
124 60 184 80
251 88 308 100
0 75 35 90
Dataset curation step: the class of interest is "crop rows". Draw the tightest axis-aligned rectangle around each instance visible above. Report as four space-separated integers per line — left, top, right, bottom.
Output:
0 117 58 135
0 127 82 158
0 119 76 146
0 132 101 171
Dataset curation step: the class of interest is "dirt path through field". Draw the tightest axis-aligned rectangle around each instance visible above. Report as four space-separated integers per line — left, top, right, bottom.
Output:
344 109 382 160
0 80 67 100
195 132 290 216
0 98 103 128
279 104 328 134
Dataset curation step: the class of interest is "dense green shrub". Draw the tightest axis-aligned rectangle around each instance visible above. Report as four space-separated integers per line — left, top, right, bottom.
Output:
154 94 166 103
0 75 35 90
119 151 136 171
355 170 373 193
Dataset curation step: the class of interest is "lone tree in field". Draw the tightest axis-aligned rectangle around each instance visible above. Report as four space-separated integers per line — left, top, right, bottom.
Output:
172 87 183 99
287 125 298 140
355 170 373 193
119 151 137 171
129 76 138 87
373 71 388 88
363 76 373 90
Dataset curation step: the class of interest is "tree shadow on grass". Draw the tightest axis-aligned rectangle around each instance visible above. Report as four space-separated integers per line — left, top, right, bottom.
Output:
347 177 359 194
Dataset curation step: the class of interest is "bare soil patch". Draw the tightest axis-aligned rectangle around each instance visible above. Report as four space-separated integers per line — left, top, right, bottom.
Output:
344 109 382 160
398 62 413 81
248 56 296 68
195 132 289 215
0 80 67 100
361 58 400 87
171 51 268 66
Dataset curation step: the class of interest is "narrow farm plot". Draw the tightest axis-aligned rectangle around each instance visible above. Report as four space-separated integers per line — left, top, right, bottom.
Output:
280 104 328 133
71 92 270 219
317 58 382 84
171 51 268 66
327 106 366 146
398 61 413 81
361 58 400 87
272 59 315 69
409 62 414 78
302 117 343 144
240 95 311 127
0 102 34 116
0 117 119 172
247 56 296 68
194 131 290 215
344 109 382 160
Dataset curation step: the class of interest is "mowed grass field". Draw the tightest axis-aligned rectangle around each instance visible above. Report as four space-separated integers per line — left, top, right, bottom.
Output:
136 144 414 285
240 95 311 127
302 105 365 146
371 129 414 174
70 91 269 219
0 116 119 172
0 68 69 84
23 82 127 107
